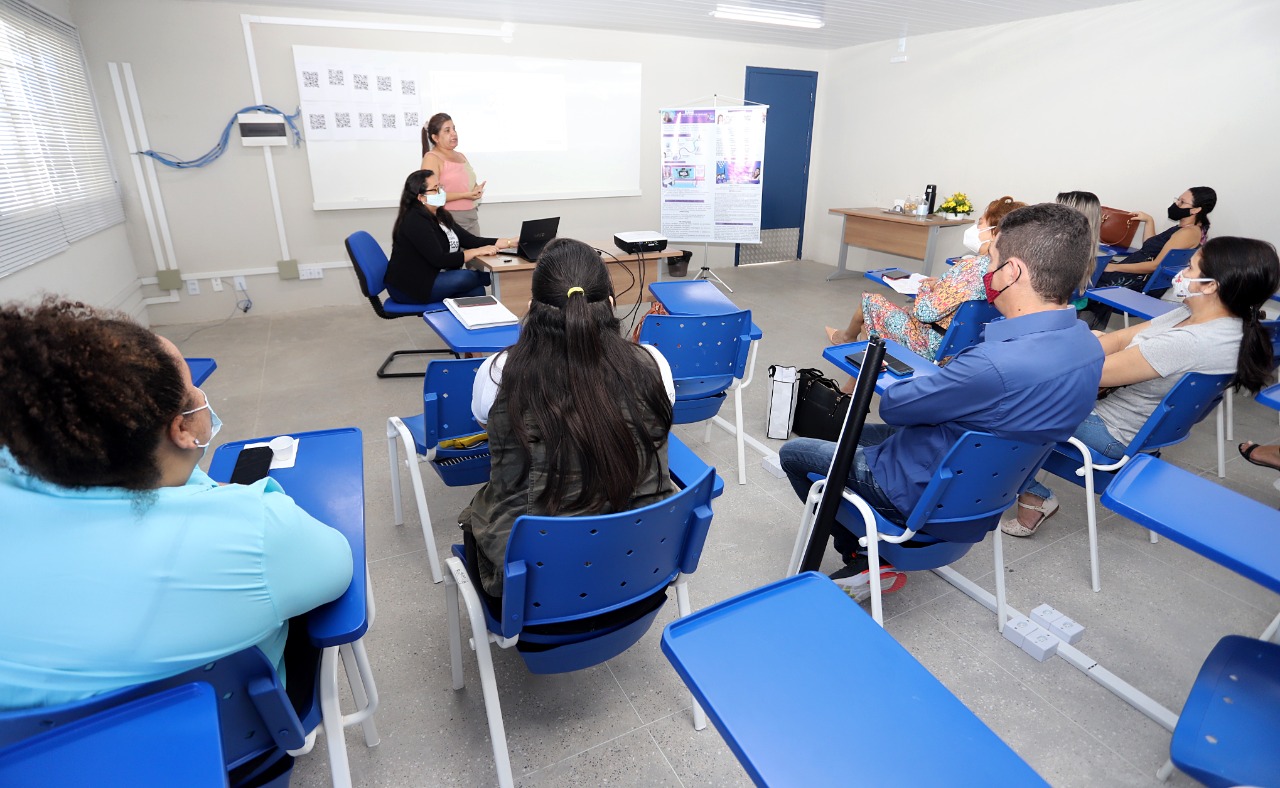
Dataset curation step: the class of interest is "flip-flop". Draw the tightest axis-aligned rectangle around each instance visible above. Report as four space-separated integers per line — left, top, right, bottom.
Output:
1239 442 1280 472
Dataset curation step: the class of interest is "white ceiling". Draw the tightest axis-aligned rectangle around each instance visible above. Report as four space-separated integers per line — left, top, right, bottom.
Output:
207 0 1143 50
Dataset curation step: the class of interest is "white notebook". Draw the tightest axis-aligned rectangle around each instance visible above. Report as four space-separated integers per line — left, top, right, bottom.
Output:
444 295 519 329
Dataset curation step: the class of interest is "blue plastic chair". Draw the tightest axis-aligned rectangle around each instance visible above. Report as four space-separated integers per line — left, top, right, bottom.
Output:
0 647 306 788
661 573 1048 787
638 309 752 425
443 457 719 788
1039 371 1234 592
1157 635 1280 786
388 356 491 584
935 299 1002 362
0 684 226 787
346 230 455 378
788 430 1054 627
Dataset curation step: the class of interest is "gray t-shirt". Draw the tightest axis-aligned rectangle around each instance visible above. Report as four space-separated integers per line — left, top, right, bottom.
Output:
1093 305 1240 445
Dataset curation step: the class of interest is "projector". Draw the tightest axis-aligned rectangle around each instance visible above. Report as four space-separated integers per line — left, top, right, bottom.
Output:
614 231 668 255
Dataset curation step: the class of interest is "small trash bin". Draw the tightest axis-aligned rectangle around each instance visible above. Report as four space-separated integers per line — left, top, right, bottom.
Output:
668 250 692 277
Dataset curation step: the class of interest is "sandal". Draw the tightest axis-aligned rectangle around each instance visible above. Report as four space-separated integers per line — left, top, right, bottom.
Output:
1239 442 1280 473
999 495 1060 538
825 326 847 345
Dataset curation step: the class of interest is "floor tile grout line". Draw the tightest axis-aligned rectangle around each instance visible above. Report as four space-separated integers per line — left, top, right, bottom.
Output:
646 726 689 788
604 661 649 727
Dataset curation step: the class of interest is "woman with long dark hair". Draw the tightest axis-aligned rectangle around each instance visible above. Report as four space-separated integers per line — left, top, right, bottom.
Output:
460 238 677 604
1082 186 1217 329
1004 236 1279 536
384 168 517 304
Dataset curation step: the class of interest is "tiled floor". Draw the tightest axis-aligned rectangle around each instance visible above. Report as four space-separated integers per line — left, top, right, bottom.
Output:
162 260 1280 787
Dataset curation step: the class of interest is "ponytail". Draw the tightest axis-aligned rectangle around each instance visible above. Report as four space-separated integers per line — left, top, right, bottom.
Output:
1189 186 1216 234
1199 236 1278 394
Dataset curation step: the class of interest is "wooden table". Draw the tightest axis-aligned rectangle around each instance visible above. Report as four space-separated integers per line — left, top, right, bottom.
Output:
827 208 969 280
475 241 684 316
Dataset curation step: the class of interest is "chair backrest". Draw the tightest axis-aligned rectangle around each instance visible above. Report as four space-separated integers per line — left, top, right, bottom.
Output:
500 465 717 639
0 646 305 774
936 300 1001 361
1127 371 1234 454
346 230 394 313
1262 319 1280 362
638 309 753 388
1142 247 1195 294
1089 253 1113 289
424 357 486 446
903 431 1055 543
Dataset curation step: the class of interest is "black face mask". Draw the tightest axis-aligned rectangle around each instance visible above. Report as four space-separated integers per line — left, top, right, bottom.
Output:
1168 202 1193 221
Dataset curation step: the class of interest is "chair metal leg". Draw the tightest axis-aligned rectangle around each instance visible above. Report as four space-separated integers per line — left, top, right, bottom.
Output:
674 576 707 731
1261 611 1280 643
732 386 747 486
787 482 824 576
445 557 514 788
1067 437 1103 593
1226 388 1234 442
377 348 436 379
339 642 381 747
1156 758 1176 781
703 419 713 444
319 646 353 788
1215 401 1226 478
386 419 404 525
993 528 1008 633
388 417 443 583
444 566 465 690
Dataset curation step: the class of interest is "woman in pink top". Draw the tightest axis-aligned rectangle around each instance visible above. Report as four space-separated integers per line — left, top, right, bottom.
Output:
421 113 485 234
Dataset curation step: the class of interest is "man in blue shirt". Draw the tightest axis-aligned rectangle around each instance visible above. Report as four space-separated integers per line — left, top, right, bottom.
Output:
782 203 1104 599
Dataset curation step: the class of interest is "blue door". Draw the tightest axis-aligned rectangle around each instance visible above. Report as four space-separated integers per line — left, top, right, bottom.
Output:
741 67 818 264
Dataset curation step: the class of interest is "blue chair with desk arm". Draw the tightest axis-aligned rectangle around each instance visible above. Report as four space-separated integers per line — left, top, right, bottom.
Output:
638 309 753 424
0 684 226 787
0 647 307 787
787 430 1055 628
442 435 721 788
346 230 456 379
1085 247 1195 329
1037 372 1234 593
934 299 1002 362
387 356 490 585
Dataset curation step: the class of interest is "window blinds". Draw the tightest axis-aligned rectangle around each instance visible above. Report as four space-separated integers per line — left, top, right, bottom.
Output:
0 0 123 278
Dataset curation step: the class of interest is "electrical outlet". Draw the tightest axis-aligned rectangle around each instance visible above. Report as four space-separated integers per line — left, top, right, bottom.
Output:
186 278 200 296
211 277 223 292
233 276 248 291
298 265 324 280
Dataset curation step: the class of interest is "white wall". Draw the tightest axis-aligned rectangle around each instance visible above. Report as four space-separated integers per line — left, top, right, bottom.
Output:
0 0 145 321
804 0 1280 272
67 0 826 323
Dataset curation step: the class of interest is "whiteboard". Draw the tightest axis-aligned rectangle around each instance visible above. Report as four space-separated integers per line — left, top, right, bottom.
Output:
293 46 642 210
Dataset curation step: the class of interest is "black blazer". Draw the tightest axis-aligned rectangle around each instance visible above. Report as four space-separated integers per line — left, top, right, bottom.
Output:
384 205 496 302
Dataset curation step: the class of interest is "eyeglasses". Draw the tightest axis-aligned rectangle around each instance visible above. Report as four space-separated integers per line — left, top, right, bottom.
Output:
422 186 441 195
1175 197 1194 208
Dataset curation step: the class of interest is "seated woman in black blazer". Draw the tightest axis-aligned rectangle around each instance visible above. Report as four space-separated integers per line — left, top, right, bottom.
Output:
384 169 519 303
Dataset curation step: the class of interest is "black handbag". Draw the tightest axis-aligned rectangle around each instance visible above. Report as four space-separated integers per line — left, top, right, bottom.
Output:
791 368 851 442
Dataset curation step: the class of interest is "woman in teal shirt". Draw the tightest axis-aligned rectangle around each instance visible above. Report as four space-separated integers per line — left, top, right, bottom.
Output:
0 299 352 710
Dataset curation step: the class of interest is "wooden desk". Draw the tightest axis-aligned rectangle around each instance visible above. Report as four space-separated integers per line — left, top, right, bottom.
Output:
827 208 969 280
476 241 683 316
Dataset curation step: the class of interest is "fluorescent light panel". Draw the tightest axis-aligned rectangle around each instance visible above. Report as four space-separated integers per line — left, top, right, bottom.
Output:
710 4 824 29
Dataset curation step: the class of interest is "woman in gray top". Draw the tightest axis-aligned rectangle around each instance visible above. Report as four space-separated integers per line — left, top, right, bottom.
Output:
1003 236 1279 536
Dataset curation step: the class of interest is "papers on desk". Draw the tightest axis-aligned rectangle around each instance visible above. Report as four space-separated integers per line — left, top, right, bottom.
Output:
885 273 928 296
445 295 519 329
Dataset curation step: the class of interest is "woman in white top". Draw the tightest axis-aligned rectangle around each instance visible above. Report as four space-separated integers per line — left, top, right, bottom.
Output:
1004 236 1279 536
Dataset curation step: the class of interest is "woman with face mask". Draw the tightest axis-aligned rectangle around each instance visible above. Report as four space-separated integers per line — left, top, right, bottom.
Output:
1081 186 1216 330
1003 237 1278 536
383 169 519 304
0 299 353 710
825 196 1026 365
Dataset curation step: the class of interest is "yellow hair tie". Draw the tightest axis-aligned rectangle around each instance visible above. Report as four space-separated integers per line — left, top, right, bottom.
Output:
566 287 584 298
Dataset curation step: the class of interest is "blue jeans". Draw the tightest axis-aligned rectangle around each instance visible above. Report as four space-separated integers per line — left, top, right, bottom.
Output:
387 269 491 303
779 424 905 560
1025 412 1126 499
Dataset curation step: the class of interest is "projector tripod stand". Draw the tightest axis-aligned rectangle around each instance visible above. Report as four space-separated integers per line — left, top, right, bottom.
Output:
693 242 733 292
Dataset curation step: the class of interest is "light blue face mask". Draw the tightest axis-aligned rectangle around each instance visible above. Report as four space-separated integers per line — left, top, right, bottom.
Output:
182 389 222 452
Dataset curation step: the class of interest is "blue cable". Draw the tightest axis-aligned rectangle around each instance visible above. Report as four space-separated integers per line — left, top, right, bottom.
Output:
137 105 302 169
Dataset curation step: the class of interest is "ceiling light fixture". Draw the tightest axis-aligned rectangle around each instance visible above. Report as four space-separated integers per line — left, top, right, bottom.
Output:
710 4 824 29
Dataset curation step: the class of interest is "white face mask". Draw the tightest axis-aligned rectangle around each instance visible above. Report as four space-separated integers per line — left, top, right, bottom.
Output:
423 190 447 208
1171 270 1213 300
963 222 991 254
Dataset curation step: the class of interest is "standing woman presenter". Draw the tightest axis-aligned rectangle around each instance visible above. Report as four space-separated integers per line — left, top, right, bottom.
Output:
422 113 485 234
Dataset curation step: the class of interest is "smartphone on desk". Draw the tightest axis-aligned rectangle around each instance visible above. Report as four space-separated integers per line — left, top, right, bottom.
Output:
846 349 914 378
229 446 273 484
882 270 912 281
